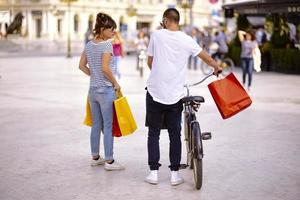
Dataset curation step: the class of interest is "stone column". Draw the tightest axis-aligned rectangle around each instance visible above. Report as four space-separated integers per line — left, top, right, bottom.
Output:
27 10 33 39
41 9 47 38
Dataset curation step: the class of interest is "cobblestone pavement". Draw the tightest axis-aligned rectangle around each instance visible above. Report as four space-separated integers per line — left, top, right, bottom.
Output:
0 55 300 200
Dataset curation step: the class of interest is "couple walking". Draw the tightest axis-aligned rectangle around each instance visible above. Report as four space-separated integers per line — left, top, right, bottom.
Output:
79 8 221 186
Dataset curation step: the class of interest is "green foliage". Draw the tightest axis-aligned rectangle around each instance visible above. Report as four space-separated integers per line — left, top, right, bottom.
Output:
233 14 250 46
270 49 300 73
228 42 241 66
270 14 291 48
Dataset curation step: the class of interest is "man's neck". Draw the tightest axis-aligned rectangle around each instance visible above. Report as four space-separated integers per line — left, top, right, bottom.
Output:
167 23 179 31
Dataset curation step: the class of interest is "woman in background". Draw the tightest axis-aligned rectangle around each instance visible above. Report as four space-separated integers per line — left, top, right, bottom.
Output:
238 30 257 91
113 31 125 79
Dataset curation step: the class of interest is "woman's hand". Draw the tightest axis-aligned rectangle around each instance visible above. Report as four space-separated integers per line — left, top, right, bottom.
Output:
114 82 121 91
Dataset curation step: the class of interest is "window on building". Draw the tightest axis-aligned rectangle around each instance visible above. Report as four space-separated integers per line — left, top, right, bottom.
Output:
74 14 79 33
57 19 62 34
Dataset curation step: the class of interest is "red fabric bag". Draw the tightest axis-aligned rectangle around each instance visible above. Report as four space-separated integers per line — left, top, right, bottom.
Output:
112 105 122 137
208 73 252 119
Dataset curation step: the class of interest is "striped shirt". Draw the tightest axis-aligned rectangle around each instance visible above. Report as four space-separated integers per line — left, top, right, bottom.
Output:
85 40 116 88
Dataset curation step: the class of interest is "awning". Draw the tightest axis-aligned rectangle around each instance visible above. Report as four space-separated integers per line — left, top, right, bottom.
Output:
222 0 300 15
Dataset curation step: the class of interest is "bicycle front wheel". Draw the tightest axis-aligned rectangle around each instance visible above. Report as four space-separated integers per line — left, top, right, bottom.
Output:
191 122 203 190
193 158 203 190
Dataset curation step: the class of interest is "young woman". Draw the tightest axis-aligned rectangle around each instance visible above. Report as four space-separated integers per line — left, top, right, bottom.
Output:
238 30 257 91
112 31 125 79
79 13 124 171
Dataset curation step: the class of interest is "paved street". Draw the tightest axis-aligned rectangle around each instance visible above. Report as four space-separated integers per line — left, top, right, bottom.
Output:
0 55 300 200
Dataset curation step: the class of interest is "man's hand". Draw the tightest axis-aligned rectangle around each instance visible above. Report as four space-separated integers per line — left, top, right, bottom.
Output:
214 66 223 77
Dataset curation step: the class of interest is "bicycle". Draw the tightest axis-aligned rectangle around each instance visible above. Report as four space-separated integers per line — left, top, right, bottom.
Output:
180 72 216 190
201 55 234 76
137 49 147 77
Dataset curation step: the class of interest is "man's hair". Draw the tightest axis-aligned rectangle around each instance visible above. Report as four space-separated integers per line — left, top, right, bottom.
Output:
163 8 180 24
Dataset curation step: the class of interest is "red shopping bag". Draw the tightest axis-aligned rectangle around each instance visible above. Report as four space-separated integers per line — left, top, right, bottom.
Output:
208 73 252 119
112 105 122 137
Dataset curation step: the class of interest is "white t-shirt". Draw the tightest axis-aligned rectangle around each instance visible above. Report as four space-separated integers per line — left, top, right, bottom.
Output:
146 29 202 105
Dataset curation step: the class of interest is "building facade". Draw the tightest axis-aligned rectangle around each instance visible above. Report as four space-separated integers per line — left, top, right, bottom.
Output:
0 0 217 40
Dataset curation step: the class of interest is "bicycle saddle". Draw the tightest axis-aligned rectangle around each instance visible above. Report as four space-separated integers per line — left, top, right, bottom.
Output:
181 96 205 104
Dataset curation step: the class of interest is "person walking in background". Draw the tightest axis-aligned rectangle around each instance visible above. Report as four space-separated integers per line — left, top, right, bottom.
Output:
238 30 257 91
84 28 93 44
135 30 149 69
145 8 222 186
212 29 228 60
113 31 125 79
79 12 125 171
188 27 200 70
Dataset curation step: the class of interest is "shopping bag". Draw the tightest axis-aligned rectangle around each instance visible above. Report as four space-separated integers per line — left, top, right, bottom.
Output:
113 90 137 136
253 46 262 72
83 96 93 126
208 73 252 119
112 105 122 137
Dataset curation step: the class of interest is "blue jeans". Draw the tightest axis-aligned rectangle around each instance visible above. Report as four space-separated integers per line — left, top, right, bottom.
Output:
89 86 115 160
241 57 254 87
114 56 122 79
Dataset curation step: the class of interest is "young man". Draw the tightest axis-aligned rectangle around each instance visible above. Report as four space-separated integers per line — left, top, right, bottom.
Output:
145 8 222 186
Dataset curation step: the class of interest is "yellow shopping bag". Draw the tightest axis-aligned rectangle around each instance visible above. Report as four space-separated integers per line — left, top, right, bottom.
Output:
114 90 137 136
83 96 92 126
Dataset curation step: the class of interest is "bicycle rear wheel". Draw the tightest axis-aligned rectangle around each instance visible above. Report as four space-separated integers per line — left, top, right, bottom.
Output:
191 122 203 190
200 61 213 75
221 58 234 76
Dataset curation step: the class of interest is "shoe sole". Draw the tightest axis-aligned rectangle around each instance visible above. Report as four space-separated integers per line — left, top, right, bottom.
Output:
144 179 158 185
104 167 125 171
171 180 184 186
90 162 105 166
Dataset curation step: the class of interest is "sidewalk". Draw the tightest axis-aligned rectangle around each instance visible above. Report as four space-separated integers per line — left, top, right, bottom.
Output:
0 38 84 57
0 55 300 200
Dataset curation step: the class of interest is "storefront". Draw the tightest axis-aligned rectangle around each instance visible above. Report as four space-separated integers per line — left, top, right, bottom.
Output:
223 0 300 74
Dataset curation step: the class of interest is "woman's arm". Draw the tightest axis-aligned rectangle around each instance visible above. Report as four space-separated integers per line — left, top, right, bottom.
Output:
238 30 246 42
102 53 120 90
79 51 90 76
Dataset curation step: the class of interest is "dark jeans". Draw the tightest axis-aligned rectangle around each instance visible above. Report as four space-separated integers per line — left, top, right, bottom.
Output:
146 92 183 171
241 57 254 87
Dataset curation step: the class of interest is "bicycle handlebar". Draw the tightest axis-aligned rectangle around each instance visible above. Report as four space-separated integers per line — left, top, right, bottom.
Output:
184 72 214 88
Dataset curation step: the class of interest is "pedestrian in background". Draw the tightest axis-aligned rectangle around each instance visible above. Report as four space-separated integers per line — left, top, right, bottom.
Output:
188 27 200 70
238 30 257 91
135 30 148 69
84 28 93 44
145 8 222 186
113 31 125 79
79 12 125 171
212 29 229 60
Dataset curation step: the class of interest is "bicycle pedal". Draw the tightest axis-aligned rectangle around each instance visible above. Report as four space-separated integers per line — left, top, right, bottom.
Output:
202 132 212 140
179 164 188 169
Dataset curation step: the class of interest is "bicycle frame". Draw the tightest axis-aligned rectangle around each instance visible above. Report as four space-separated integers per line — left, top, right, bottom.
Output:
183 73 214 162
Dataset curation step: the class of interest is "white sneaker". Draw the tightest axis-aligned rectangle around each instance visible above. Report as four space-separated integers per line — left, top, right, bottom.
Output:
144 170 158 185
104 161 125 171
170 171 184 186
90 157 106 166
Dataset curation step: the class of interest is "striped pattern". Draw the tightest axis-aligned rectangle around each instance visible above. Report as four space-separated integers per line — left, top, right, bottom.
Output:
85 40 116 88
